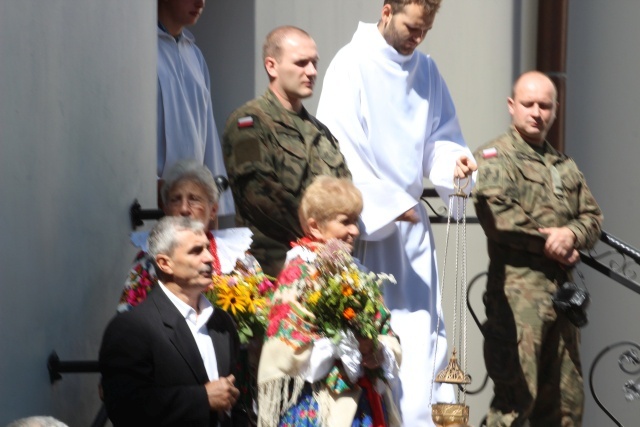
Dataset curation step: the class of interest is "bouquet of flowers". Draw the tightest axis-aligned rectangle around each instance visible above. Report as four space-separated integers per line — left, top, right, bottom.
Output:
300 239 395 345
204 259 276 345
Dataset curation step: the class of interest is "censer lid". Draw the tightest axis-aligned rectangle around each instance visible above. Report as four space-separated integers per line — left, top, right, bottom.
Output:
434 348 471 385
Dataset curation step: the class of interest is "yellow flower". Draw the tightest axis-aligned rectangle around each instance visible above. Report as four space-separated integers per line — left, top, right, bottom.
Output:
210 274 230 291
308 291 322 305
246 292 267 314
216 284 249 316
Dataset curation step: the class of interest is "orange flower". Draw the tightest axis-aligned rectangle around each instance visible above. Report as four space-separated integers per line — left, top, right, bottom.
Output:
343 307 356 320
342 284 354 297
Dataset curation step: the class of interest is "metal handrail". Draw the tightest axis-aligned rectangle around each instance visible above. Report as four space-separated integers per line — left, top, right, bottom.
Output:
47 351 99 384
47 351 107 427
580 231 640 296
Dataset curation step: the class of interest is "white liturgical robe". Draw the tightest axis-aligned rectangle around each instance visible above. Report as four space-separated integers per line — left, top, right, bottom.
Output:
157 27 234 216
317 22 475 427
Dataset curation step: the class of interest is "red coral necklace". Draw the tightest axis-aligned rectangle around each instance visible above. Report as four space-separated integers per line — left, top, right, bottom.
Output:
207 231 221 275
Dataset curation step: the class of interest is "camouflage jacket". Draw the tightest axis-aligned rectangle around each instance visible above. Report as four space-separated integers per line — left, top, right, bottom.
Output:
473 128 603 289
222 90 351 276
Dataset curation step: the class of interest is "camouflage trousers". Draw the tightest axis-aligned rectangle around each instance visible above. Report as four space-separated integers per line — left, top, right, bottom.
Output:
482 280 583 426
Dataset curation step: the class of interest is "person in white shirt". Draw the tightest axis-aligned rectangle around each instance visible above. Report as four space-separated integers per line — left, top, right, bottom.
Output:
100 217 246 426
156 0 234 218
317 1 476 425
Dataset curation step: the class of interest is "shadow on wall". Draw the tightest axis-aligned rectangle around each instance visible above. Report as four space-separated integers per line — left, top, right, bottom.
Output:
189 0 257 138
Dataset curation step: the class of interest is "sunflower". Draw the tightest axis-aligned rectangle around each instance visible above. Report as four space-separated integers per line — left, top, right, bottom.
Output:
216 284 250 315
245 292 267 314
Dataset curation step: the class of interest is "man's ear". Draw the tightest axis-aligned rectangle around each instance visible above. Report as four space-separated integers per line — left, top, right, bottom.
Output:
307 218 325 241
507 97 515 115
155 254 173 276
381 4 393 26
209 202 219 223
265 57 278 80
208 202 220 230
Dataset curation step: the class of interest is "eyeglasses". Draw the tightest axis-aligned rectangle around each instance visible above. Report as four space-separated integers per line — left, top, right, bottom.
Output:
166 194 208 209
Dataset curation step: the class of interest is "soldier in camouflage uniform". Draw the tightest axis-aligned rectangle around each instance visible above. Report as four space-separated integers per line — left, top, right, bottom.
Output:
223 26 350 277
473 71 603 427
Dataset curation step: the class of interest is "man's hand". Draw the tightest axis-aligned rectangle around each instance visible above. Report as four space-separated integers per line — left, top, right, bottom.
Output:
358 337 383 370
454 155 477 179
205 375 239 411
396 207 419 224
561 249 581 266
539 226 578 265
546 248 580 266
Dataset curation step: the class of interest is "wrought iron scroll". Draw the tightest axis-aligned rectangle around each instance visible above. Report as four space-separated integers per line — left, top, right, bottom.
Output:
421 188 451 223
462 271 489 396
588 342 640 427
579 231 640 296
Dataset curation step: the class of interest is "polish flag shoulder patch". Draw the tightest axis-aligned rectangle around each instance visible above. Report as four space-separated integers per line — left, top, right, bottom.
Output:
482 147 498 159
237 116 254 128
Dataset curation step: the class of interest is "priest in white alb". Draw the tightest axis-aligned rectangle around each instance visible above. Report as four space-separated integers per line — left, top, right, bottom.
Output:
317 1 477 426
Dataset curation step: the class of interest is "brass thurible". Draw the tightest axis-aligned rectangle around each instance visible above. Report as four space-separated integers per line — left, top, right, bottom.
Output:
431 179 472 427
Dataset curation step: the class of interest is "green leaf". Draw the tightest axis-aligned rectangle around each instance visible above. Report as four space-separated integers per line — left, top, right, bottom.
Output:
241 325 253 337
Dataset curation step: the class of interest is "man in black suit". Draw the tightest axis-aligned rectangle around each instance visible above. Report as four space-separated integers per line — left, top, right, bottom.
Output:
100 216 246 426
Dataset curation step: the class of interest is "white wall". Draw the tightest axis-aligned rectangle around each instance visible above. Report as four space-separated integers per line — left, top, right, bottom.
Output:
191 0 257 139
0 0 156 424
567 1 640 425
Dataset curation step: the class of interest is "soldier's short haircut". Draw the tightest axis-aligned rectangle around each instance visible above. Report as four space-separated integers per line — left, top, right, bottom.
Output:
511 70 558 101
384 0 442 14
161 159 220 205
263 25 312 62
147 216 205 260
298 176 363 233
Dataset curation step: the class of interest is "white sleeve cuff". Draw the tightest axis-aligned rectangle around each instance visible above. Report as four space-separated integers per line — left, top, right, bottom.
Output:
303 337 338 383
337 330 363 384
379 339 400 382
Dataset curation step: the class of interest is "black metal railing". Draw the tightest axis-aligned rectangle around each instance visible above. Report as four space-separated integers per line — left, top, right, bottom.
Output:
579 233 640 426
421 187 479 224
588 342 640 427
580 231 640 295
47 352 107 427
47 351 99 384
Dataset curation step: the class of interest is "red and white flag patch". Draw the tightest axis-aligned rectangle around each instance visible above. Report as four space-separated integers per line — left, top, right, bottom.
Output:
237 116 254 128
482 147 498 159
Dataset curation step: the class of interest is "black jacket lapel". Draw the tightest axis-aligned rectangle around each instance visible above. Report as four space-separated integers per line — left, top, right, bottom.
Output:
208 308 233 377
149 287 210 384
